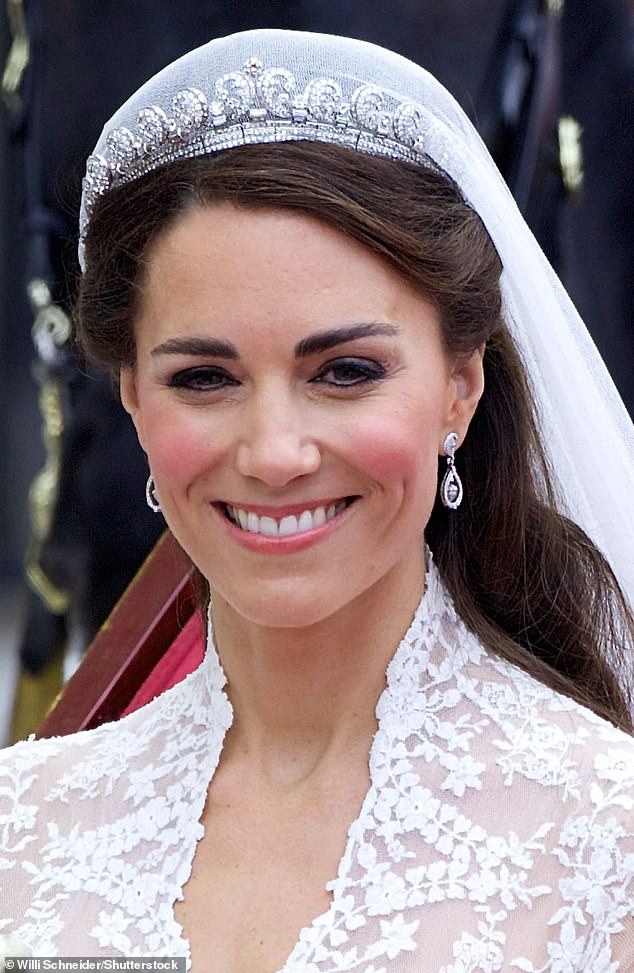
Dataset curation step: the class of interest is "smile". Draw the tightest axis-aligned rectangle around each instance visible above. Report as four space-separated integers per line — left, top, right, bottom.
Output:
222 499 355 538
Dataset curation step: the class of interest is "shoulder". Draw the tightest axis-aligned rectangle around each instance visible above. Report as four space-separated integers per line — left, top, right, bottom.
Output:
376 592 634 966
0 727 102 802
0 712 151 856
0 668 227 953
437 611 634 811
470 658 634 969
461 640 634 788
403 572 634 869
394 565 634 809
0 662 220 808
0 723 124 950
0 669 209 869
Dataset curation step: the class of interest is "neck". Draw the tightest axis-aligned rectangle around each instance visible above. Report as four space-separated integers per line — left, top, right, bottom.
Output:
209 555 425 786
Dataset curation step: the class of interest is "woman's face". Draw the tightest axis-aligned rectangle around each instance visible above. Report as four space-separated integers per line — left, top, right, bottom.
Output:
121 202 483 629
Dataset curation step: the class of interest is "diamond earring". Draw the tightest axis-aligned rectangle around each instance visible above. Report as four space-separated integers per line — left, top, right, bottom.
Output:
440 432 463 509
145 475 161 513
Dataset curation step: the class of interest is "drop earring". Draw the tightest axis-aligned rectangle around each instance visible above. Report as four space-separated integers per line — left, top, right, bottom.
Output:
440 432 463 509
146 475 161 513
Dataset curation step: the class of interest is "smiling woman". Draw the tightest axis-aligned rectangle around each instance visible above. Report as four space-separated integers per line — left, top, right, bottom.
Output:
2 27 634 973
116 201 481 630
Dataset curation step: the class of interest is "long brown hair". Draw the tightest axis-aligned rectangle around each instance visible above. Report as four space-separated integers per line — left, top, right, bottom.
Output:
76 141 634 730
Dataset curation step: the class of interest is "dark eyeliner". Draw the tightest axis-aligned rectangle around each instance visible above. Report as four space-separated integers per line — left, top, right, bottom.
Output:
168 365 239 390
311 356 388 388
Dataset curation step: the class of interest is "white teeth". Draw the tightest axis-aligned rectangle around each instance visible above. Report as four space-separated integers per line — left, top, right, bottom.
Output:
298 510 314 532
226 500 350 537
278 515 299 537
259 516 279 538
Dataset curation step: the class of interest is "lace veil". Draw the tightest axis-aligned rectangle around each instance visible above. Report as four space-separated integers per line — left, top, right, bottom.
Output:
78 28 634 606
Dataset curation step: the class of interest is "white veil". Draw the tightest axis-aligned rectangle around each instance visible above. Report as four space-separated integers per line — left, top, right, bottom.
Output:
79 28 634 608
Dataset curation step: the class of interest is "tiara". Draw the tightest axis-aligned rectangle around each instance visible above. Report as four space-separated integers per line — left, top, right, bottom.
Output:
80 55 439 248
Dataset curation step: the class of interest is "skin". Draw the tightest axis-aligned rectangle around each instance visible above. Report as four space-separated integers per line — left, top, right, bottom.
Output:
120 202 484 971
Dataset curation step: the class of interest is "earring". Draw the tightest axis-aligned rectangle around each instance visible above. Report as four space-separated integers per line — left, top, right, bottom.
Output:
440 432 463 509
145 475 161 513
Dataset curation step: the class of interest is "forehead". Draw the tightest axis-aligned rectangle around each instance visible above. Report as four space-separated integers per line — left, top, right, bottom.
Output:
138 202 434 334
145 200 378 274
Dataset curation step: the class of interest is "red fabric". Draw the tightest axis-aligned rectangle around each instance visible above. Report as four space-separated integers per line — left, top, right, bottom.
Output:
121 611 206 715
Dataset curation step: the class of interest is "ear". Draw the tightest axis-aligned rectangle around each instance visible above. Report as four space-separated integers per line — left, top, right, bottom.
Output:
443 344 485 444
119 366 147 452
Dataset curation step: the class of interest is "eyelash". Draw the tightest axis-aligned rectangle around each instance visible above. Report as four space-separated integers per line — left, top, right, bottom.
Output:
310 357 387 387
168 357 388 392
169 365 238 392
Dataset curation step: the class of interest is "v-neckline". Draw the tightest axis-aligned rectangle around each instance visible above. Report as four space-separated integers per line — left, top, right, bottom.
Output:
175 555 442 972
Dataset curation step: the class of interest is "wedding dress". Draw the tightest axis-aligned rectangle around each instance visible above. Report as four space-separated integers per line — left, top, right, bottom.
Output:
2 559 633 971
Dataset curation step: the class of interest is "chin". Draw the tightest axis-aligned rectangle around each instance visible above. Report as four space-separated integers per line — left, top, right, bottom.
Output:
210 578 356 631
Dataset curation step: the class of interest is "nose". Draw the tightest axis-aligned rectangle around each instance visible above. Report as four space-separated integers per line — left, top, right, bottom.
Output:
235 394 321 487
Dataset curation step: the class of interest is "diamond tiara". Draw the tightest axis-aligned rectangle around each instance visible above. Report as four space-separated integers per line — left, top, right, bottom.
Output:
80 55 440 260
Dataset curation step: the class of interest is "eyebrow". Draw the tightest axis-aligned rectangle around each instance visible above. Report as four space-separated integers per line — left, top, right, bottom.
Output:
294 322 399 357
151 336 238 358
150 322 399 360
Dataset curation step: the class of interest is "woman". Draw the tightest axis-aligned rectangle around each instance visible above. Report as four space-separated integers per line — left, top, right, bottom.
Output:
2 27 634 971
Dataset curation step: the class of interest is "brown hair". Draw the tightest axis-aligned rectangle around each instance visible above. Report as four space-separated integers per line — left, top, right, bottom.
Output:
76 141 634 729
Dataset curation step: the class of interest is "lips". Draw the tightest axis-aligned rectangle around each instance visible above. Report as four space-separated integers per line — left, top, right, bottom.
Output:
222 498 355 538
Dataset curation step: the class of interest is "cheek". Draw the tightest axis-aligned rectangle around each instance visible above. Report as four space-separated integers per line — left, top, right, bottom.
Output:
141 412 217 483
346 408 438 488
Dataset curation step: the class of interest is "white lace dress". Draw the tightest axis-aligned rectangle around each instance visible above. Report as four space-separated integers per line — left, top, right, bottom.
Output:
2 560 634 971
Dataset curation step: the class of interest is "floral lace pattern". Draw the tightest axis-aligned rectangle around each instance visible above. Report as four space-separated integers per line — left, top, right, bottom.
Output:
2 560 634 970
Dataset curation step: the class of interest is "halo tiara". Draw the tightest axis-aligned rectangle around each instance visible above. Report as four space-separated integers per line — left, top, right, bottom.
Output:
80 56 441 264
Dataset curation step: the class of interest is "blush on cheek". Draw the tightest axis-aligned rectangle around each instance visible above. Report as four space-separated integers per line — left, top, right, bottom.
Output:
146 426 213 484
348 415 429 481
348 414 440 534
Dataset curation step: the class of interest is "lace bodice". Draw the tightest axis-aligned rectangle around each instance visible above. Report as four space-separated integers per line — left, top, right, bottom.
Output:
2 562 634 971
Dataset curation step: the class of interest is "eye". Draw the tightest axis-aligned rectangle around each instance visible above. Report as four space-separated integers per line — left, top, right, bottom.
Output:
311 357 387 388
168 365 240 392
